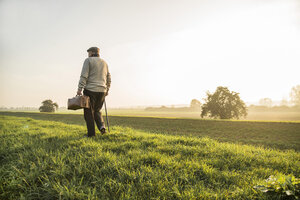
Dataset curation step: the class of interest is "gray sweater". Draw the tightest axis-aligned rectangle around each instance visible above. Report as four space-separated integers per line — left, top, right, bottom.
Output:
78 57 111 92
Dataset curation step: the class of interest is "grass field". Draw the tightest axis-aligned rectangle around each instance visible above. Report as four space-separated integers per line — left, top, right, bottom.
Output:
1 115 299 199
107 109 300 121
1 112 300 151
4 108 299 121
47 108 300 121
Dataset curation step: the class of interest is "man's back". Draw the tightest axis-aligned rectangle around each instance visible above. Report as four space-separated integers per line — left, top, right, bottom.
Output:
78 57 111 93
77 46 111 137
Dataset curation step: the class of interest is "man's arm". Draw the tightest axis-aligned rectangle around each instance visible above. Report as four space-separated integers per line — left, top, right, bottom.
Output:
77 59 89 95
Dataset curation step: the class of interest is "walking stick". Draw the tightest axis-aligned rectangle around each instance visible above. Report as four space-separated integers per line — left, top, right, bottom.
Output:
104 99 110 132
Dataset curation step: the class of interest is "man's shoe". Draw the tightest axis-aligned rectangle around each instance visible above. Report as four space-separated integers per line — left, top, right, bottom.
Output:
100 127 106 134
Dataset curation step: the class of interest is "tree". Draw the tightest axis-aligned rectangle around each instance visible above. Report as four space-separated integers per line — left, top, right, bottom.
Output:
259 98 273 107
280 98 289 107
39 99 58 112
201 86 247 119
290 85 300 106
190 99 201 109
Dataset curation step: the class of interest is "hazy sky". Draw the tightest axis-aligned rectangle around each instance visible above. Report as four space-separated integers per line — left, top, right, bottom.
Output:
0 0 299 108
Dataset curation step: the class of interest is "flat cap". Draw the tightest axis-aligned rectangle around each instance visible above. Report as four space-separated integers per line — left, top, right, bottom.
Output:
87 47 100 53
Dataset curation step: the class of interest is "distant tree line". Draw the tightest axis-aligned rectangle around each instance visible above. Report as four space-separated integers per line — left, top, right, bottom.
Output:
248 105 300 112
145 105 199 112
145 85 300 120
0 107 38 111
258 85 300 107
146 86 247 119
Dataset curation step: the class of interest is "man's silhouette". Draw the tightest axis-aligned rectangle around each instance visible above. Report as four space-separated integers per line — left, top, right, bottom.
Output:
77 47 111 137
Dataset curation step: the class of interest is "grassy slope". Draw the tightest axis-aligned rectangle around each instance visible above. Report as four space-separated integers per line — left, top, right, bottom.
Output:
0 115 300 199
1 112 300 151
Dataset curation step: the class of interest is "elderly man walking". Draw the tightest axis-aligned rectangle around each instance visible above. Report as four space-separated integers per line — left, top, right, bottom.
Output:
77 47 111 137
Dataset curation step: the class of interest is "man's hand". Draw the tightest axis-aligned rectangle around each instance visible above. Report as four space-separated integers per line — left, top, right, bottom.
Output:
77 90 82 96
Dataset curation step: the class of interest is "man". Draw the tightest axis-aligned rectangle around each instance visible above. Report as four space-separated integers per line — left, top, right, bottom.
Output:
77 47 111 137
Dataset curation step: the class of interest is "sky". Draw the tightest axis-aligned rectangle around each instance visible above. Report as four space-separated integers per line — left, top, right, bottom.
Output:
0 0 299 108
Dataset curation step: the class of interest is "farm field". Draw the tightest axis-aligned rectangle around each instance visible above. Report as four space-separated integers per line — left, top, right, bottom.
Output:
4 108 299 121
1 111 300 151
0 115 299 199
107 109 300 122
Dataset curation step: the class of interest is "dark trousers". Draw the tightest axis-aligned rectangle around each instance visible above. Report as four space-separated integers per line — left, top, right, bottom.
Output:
83 89 105 136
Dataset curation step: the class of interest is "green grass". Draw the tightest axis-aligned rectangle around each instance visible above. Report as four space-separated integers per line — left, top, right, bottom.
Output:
0 115 300 199
1 112 300 151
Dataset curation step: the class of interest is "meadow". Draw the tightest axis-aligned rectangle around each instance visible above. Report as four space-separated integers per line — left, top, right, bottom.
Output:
108 109 300 122
1 111 300 151
0 113 300 199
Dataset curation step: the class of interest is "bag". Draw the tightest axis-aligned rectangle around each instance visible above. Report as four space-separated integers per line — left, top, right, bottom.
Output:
68 95 90 110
